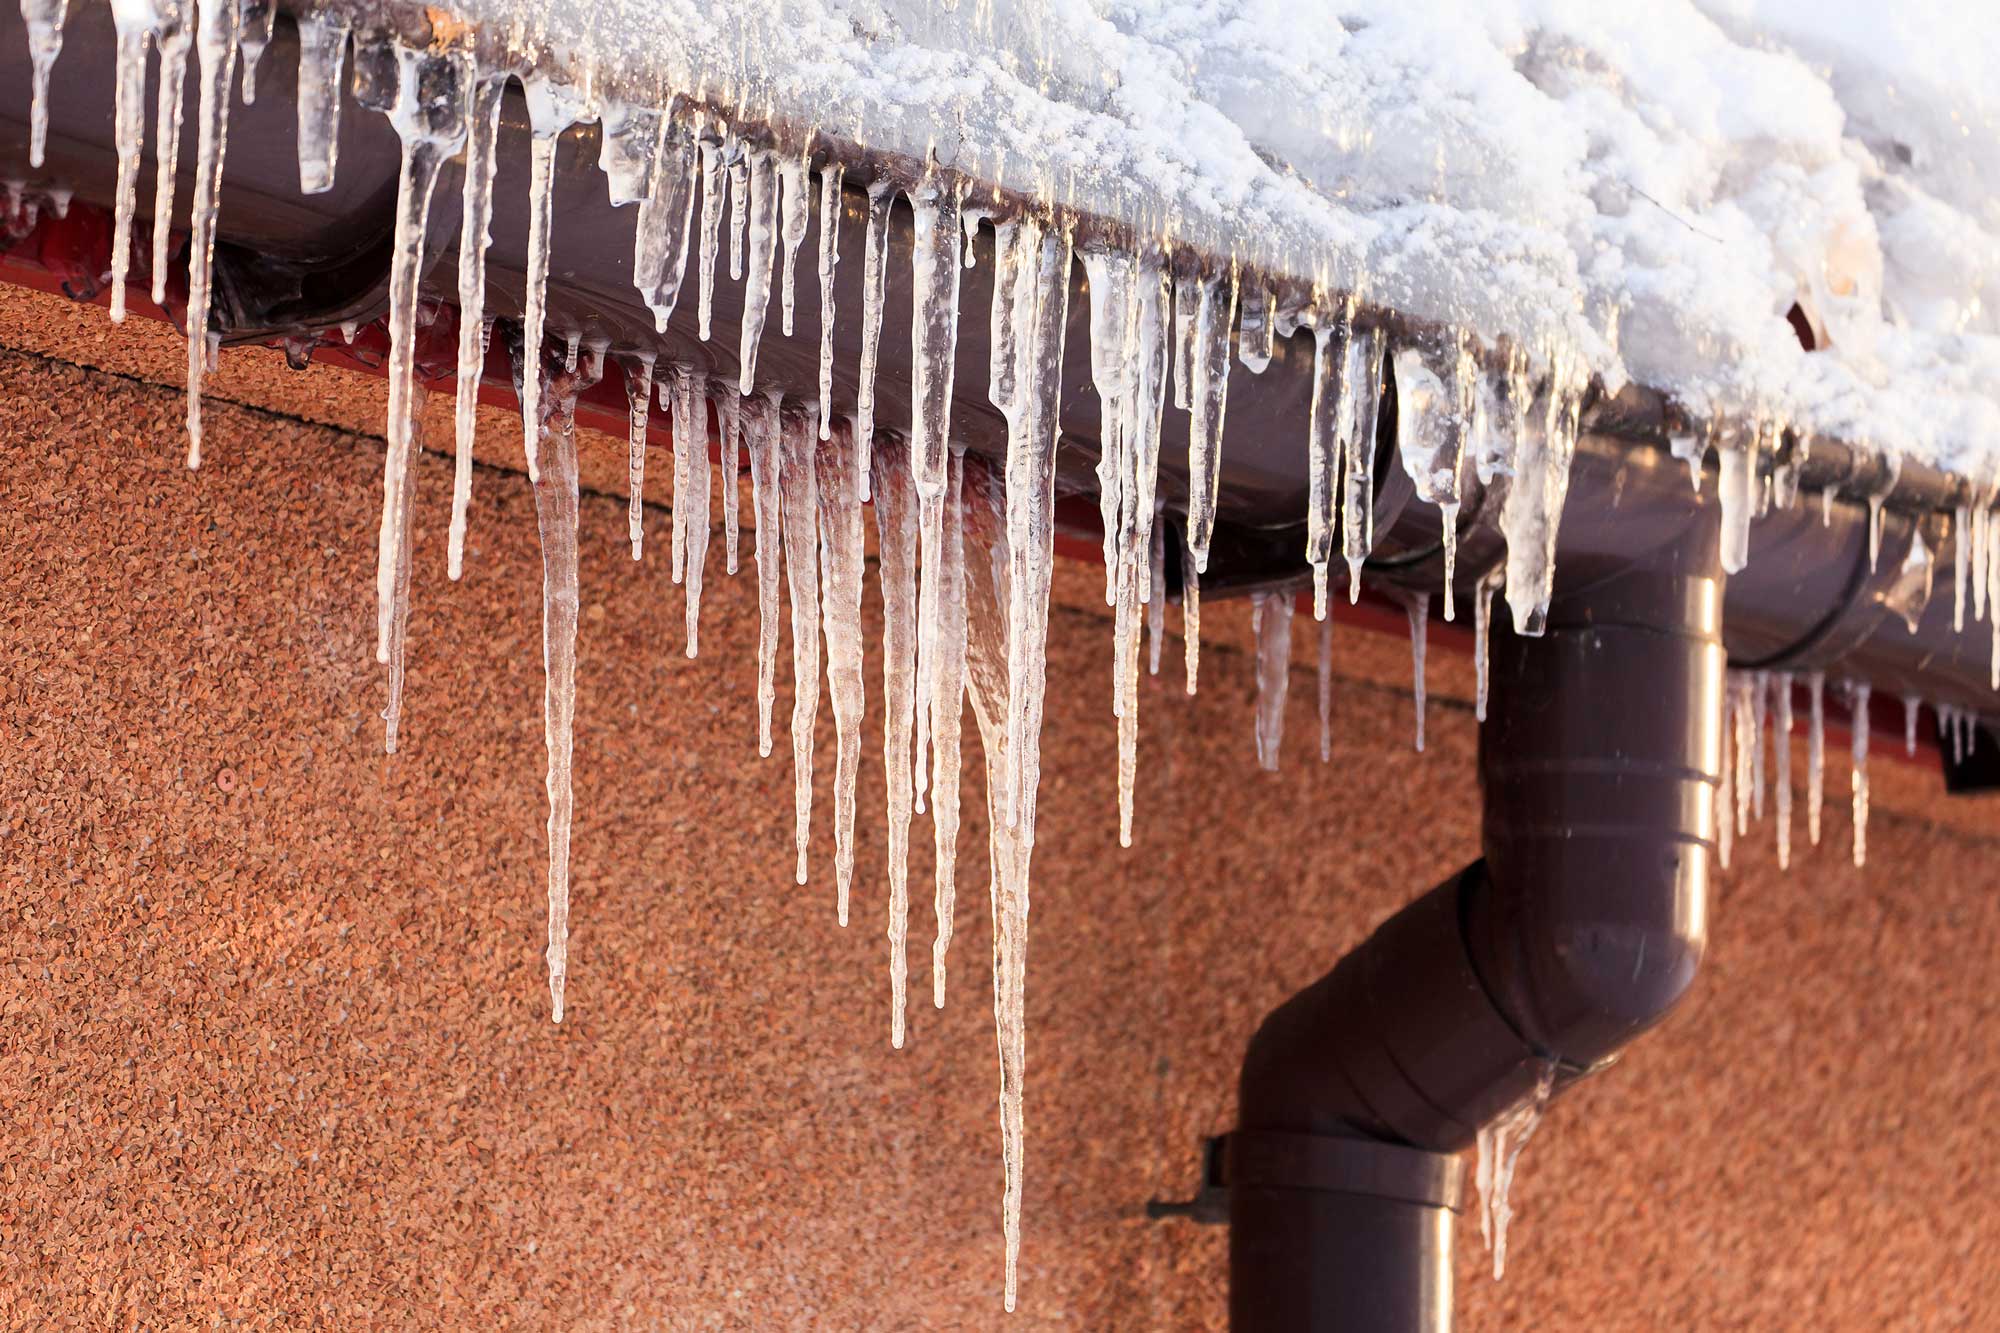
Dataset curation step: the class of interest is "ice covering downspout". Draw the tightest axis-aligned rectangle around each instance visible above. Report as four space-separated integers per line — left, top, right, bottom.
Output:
1225 512 1723 1332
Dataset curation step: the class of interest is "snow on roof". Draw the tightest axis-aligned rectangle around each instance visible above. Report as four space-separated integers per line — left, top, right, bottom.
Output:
476 0 2000 478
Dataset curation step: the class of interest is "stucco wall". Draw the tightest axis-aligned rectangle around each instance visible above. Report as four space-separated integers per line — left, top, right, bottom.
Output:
2 296 1996 1329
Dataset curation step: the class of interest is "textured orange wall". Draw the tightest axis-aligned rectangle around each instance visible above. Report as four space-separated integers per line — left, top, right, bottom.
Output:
2 297 1997 1329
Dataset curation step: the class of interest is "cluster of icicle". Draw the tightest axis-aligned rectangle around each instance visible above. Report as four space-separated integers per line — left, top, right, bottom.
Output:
37 0 1986 1309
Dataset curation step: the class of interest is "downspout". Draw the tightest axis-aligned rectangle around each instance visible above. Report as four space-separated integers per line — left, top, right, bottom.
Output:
1225 512 1723 1331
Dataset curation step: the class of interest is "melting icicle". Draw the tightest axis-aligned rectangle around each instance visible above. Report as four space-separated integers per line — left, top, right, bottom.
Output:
1497 347 1586 633
930 450 970 1007
1305 299 1352 619
738 147 779 394
1185 268 1236 574
1807 671 1826 847
448 75 505 581
622 355 656 560
874 436 920 1037
381 386 425 755
235 0 271 104
1955 505 1970 633
22 0 70 170
1406 591 1430 751
1170 267 1196 411
675 370 713 653
816 164 844 441
294 9 349 194
1772 672 1794 870
1237 280 1274 373
1849 681 1871 868
779 409 822 884
1340 325 1388 602
631 106 698 331
716 390 742 574
999 219 1074 845
744 392 784 755
1716 427 1755 573
816 424 866 926
1475 564 1502 723
366 40 471 664
729 141 748 281
1668 433 1706 493
182 0 243 469
1317 615 1333 763
518 79 589 483
1750 671 1768 819
1146 509 1166 677
1181 533 1201 696
908 167 964 817
107 0 151 323
148 1 192 308
1081 246 1133 603
1251 591 1293 771
1475 1063 1557 1282
1903 693 1921 757
695 124 725 341
1393 335 1471 620
852 181 895 502
1731 673 1753 838
778 150 810 338
1716 686 1735 870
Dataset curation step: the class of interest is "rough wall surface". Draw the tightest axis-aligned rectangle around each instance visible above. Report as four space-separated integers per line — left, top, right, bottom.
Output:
2 314 1996 1330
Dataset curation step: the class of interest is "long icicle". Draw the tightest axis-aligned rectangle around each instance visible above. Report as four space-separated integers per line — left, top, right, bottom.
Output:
22 0 72 170
518 80 588 483
908 166 964 818
677 371 712 656
1849 680 1871 868
1251 591 1294 771
745 392 785 756
622 354 656 560
381 384 427 755
182 0 241 469
1181 529 1201 695
293 8 348 194
1185 267 1237 573
817 421 867 927
930 451 969 1008
738 147 779 393
778 148 810 338
817 163 844 442
148 1 192 308
448 74 505 580
1773 672 1794 869
874 435 920 1037
1305 298 1352 619
107 3 151 323
1807 670 1826 846
779 408 822 884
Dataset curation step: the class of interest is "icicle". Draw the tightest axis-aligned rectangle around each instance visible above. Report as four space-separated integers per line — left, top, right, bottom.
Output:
367 40 471 665
1080 247 1133 602
1181 532 1201 696
293 9 348 193
22 0 70 169
1750 671 1769 819
717 390 742 574
1000 219 1074 844
447 74 505 582
1731 674 1753 837
1393 334 1471 620
779 409 822 885
181 0 242 469
107 0 150 323
1716 684 1735 869
1340 325 1388 602
513 336 592 1023
1772 672 1794 870
1668 433 1706 494
1404 592 1431 751
929 450 970 1007
1976 506 1992 623
517 79 588 484
1807 671 1826 846
1497 346 1585 633
1237 280 1274 373
1477 1063 1556 1282
1251 591 1293 771
1716 427 1755 574
1475 564 1502 723
234 0 271 103
778 149 810 338
1305 301 1351 619
1317 614 1334 763
631 106 698 330
908 166 964 817
1903 694 1921 757
744 392 784 756
852 181 895 503
1954 505 1970 633
147 2 193 308
1186 269 1237 575
695 124 725 341
622 355 656 560
816 164 844 441
1146 508 1166 676
738 147 779 394
729 141 748 281
874 437 920 1037
1171 267 1196 411
381 385 425 755
672 370 713 653
816 423 866 926
1849 681 1871 867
